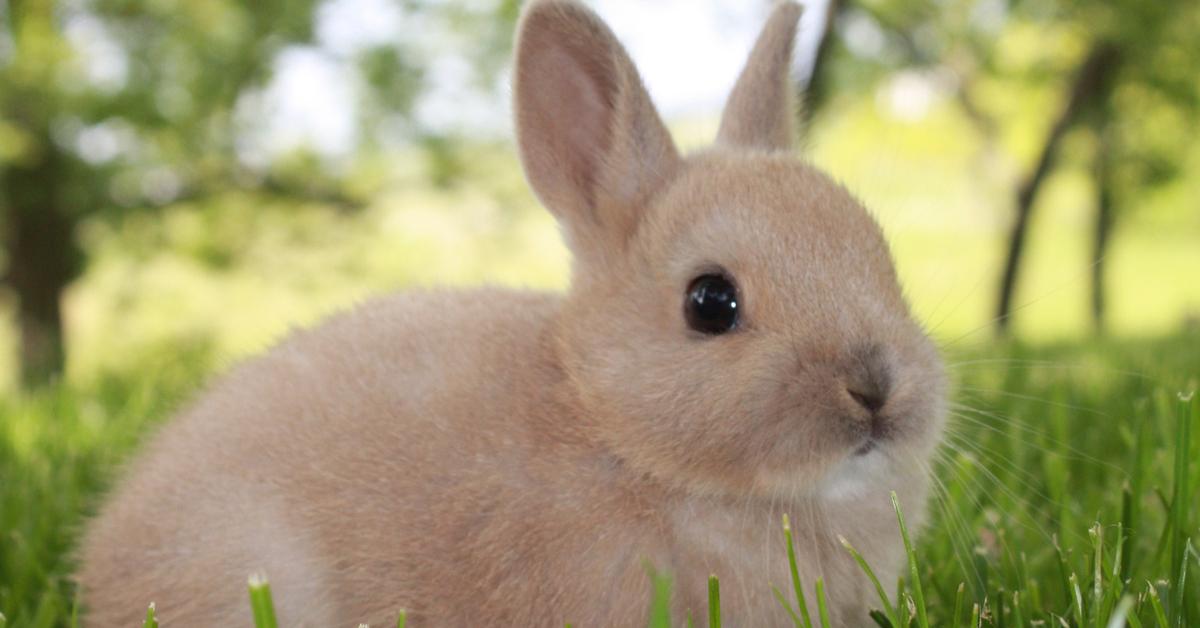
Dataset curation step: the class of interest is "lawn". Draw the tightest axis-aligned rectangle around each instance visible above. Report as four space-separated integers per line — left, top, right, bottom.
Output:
2 330 1196 626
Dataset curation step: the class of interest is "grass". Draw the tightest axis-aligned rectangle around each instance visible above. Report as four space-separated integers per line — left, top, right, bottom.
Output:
247 575 279 628
0 331 1197 626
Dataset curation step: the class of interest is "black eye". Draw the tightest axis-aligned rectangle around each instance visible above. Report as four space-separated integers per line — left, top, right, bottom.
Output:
684 273 740 335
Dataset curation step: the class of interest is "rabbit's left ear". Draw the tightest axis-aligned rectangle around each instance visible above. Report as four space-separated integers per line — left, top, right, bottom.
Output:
716 2 803 151
514 0 679 265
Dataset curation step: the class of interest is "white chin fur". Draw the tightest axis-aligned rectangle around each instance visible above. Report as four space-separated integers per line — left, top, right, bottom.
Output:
817 449 890 501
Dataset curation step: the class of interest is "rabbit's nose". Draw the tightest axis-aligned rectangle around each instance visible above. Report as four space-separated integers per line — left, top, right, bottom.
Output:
848 387 885 413
843 343 893 415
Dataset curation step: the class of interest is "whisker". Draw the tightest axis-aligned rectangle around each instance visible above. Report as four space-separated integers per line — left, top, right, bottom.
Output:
939 428 1058 512
926 444 1042 588
954 387 1113 419
920 451 988 594
945 358 1154 381
932 435 1074 560
935 255 1107 350
922 263 990 339
947 404 1127 476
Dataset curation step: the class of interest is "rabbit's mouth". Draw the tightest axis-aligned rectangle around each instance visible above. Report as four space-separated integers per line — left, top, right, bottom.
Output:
851 409 897 456
853 439 878 456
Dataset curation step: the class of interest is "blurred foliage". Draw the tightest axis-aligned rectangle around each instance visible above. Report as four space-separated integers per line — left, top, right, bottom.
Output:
65 143 566 381
812 0 1200 332
0 0 1197 389
0 0 518 386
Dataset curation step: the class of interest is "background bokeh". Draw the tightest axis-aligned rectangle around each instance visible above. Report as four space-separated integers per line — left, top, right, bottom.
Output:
2 2 1199 625
1 0 1198 390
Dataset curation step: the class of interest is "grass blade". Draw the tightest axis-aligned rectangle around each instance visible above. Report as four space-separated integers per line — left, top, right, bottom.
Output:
1169 392 1193 627
142 602 158 628
647 569 672 628
397 609 407 628
248 573 279 628
1121 483 1135 582
1053 535 1074 611
1173 538 1190 628
1106 594 1140 628
867 609 893 627
815 578 832 628
783 515 814 628
1092 522 1104 628
1070 572 1085 627
953 583 965 628
772 585 805 627
708 574 721 628
839 534 900 627
1146 581 1168 628
890 491 929 628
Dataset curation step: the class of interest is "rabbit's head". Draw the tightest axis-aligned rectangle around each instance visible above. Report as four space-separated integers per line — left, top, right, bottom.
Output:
515 1 945 500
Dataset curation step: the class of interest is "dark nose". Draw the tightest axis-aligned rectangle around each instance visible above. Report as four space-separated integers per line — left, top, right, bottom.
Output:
848 387 885 413
845 343 892 415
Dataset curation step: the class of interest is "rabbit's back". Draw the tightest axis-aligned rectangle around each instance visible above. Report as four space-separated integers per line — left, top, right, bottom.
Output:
79 288 658 626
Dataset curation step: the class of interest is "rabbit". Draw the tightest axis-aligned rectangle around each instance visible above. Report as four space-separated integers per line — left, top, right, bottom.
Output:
77 1 947 626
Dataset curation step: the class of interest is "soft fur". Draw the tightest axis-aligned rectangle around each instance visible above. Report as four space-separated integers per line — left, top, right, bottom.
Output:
78 2 947 626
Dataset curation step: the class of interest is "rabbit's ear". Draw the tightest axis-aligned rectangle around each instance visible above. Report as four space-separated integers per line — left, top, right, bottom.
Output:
514 0 679 262
716 2 803 151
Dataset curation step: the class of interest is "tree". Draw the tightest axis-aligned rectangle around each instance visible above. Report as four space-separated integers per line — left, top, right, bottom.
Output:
0 0 320 385
0 0 517 386
995 0 1198 335
809 0 1200 335
995 40 1121 335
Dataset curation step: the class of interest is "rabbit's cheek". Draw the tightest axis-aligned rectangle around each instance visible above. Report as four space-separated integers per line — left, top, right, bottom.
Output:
734 399 861 492
883 338 948 453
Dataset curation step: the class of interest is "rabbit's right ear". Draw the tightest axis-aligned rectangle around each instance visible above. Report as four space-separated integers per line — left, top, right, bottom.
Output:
716 2 803 151
514 0 680 264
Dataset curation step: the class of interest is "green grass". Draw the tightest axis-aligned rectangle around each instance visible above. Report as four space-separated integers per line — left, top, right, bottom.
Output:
1 332 1197 626
247 575 279 628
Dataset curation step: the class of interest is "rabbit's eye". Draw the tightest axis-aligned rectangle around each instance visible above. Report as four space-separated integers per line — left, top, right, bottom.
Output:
685 274 739 335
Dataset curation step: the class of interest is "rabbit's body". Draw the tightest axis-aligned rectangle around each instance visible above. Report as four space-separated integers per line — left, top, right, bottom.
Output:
80 2 945 626
79 288 905 626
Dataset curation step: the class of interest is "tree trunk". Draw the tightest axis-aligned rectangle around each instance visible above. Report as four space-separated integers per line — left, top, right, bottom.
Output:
2 0 79 387
2 141 81 387
1090 121 1117 333
994 42 1120 336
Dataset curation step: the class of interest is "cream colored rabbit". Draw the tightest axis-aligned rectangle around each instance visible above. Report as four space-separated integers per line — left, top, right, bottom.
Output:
78 1 946 626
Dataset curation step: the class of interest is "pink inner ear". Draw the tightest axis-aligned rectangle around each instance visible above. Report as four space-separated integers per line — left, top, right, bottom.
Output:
548 45 614 204
515 3 679 255
520 31 619 217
